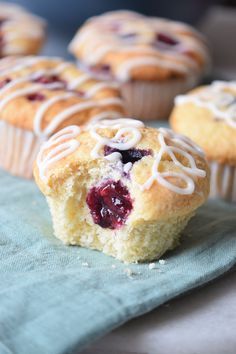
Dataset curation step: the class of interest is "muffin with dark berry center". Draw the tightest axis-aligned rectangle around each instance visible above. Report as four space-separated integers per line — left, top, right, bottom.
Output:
34 118 210 262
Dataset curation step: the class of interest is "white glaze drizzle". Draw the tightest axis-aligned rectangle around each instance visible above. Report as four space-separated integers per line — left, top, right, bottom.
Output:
116 57 188 81
140 128 206 194
37 125 80 181
33 93 75 136
68 74 91 90
0 57 124 137
69 10 209 81
89 118 144 163
85 82 118 97
0 56 61 76
37 119 206 195
40 97 123 137
175 81 236 128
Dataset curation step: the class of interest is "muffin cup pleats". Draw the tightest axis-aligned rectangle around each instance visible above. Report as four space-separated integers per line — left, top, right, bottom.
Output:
121 75 200 120
0 121 44 179
209 161 236 202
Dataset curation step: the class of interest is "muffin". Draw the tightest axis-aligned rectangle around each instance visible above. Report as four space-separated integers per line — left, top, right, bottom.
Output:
34 118 209 263
170 80 236 202
69 10 210 120
0 56 125 178
0 2 46 57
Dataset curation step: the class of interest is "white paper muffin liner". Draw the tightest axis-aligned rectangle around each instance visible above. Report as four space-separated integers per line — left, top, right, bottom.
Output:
210 160 236 202
0 121 44 179
121 75 200 120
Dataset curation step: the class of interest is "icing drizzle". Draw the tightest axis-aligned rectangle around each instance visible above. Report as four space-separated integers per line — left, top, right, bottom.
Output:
140 128 206 194
69 10 209 81
175 81 236 128
0 57 124 138
37 125 80 182
37 118 207 195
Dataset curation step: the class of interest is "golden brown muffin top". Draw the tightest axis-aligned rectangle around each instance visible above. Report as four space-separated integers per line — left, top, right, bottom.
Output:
69 10 210 82
0 56 125 138
170 81 236 166
0 2 46 57
34 118 210 219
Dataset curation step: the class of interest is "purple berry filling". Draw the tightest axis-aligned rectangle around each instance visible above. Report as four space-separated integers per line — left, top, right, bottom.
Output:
86 179 133 229
26 93 45 101
157 33 179 46
104 146 152 165
154 33 179 50
33 75 66 86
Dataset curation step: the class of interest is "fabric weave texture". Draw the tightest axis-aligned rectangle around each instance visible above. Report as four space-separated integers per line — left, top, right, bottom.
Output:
0 170 235 354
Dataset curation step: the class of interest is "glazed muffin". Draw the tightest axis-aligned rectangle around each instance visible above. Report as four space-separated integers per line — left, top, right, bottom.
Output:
34 118 209 263
170 80 236 202
0 56 125 178
69 10 210 120
0 2 46 57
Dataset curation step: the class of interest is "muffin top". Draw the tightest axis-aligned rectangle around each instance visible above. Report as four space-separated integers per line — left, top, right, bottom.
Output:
34 118 209 219
170 81 236 165
0 2 46 57
69 10 210 82
0 56 125 138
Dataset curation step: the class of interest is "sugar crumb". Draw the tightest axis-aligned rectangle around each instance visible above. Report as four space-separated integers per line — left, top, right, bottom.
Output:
148 262 156 270
159 259 166 265
111 264 116 269
82 262 89 267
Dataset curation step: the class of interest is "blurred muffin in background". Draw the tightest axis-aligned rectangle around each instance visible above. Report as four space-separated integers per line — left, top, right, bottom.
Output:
69 10 211 120
170 80 236 203
0 2 46 57
0 56 125 179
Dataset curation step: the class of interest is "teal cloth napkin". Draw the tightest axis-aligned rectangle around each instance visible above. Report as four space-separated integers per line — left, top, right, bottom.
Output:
0 169 236 354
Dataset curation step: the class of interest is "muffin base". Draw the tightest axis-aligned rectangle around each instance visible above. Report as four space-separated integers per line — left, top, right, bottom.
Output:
121 76 199 120
0 121 44 179
210 161 236 202
49 193 193 263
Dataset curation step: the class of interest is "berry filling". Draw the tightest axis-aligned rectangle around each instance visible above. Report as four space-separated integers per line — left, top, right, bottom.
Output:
154 33 179 49
0 77 11 88
33 75 66 87
86 179 133 229
26 93 45 101
104 146 151 164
